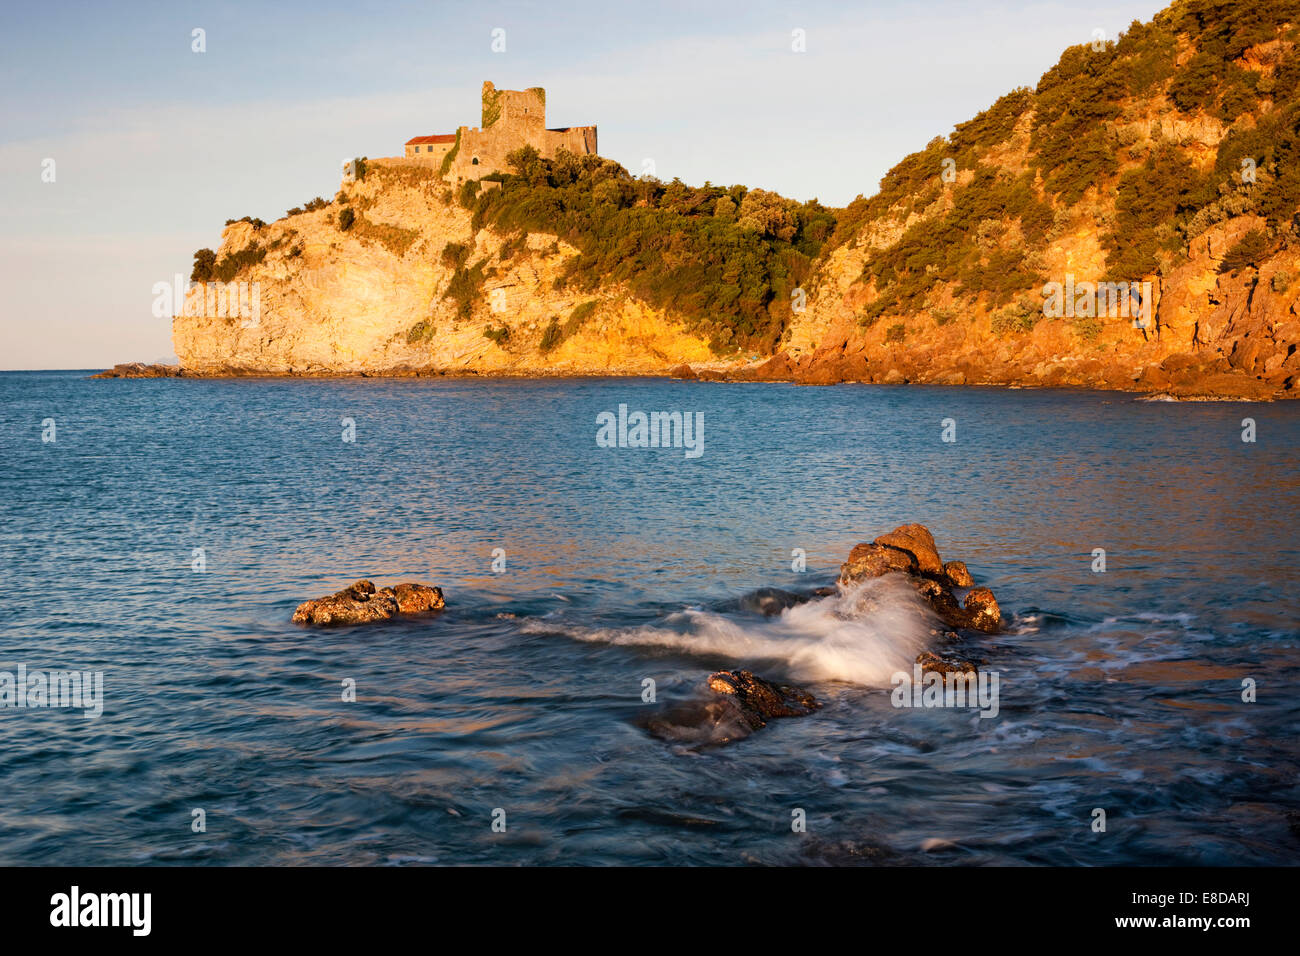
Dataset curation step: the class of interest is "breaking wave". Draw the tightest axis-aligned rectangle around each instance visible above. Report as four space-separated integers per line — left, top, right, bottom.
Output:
521 575 937 685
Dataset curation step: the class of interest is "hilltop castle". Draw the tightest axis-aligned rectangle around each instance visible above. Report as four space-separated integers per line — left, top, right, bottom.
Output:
403 81 597 178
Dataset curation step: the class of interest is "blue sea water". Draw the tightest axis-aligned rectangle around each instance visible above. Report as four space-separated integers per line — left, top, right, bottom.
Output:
0 369 1297 866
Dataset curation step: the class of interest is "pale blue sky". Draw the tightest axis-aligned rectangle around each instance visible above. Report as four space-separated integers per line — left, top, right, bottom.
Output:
0 0 1163 369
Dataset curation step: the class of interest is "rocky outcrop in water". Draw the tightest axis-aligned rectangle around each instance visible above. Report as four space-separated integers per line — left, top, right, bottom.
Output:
91 363 183 379
706 670 821 729
292 579 444 626
914 649 983 677
643 669 820 745
840 523 1001 633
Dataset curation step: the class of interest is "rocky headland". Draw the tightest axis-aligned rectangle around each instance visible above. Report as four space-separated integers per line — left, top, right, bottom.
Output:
107 1 1300 401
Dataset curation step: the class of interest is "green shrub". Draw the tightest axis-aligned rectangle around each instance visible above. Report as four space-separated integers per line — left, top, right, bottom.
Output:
444 258 487 319
441 241 471 270
885 323 906 342
406 320 436 344
190 248 217 282
338 207 355 231
1072 316 1103 340
498 232 529 261
483 325 510 345
1219 229 1269 272
566 300 598 333
539 317 563 352
211 243 267 282
991 303 1039 336
1104 146 1212 280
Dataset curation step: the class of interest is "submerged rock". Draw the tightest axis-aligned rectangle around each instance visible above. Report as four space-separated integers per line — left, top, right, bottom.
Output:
915 650 983 676
643 670 820 745
738 587 810 616
839 524 1001 633
706 669 820 729
292 579 444 626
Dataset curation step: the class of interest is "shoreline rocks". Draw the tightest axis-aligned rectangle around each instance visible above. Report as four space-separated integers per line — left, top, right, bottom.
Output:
91 363 183 379
292 579 444 626
839 523 1002 634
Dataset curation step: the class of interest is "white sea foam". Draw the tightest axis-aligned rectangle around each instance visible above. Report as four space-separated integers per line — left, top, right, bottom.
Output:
522 575 936 686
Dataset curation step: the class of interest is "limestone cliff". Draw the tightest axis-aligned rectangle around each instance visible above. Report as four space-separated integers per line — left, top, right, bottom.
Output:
173 161 714 376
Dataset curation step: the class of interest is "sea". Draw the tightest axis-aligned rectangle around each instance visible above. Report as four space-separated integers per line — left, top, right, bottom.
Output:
1 370 1296 865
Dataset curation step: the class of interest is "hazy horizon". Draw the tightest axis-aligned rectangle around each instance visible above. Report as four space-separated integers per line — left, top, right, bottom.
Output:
2 0 1163 370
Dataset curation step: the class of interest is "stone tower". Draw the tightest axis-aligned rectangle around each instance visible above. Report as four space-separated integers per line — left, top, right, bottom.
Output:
481 81 546 134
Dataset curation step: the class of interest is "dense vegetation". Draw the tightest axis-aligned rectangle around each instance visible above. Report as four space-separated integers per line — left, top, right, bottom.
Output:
462 145 836 353
839 0 1300 327
190 243 267 283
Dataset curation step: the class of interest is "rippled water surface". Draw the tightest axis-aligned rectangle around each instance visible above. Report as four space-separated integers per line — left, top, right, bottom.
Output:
1 371 1297 865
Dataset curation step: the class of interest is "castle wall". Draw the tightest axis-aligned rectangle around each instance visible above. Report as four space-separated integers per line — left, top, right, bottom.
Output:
451 124 597 178
396 82 597 180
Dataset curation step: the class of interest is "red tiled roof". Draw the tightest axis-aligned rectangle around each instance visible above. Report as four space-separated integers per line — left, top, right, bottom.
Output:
405 134 457 146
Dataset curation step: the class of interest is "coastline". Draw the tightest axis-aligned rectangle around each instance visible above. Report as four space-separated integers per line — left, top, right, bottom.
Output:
88 360 1288 401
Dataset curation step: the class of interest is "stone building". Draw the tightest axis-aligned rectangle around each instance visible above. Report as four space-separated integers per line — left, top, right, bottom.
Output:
404 133 457 163
400 81 597 178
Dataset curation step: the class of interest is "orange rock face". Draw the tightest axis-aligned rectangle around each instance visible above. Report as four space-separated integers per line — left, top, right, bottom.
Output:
293 579 444 626
839 524 1002 633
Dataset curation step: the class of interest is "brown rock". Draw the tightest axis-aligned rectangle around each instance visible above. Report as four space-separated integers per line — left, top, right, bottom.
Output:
839 542 917 582
943 560 974 588
705 669 820 729
916 650 982 676
874 523 943 576
963 588 1001 633
838 524 1002 634
91 362 182 379
392 582 445 614
669 363 698 380
293 578 444 626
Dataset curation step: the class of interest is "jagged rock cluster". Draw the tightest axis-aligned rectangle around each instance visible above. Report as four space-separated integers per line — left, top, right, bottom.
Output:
292 579 444 626
839 523 1001 634
642 669 822 746
648 523 1001 744
705 670 821 730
